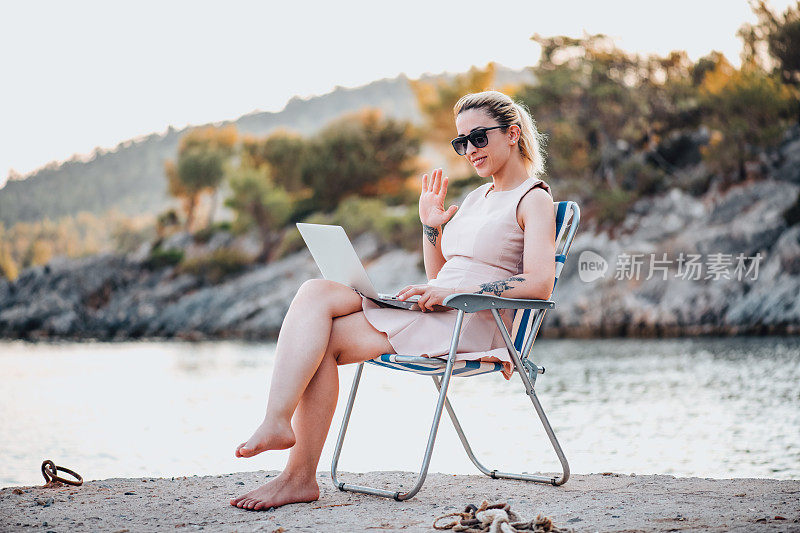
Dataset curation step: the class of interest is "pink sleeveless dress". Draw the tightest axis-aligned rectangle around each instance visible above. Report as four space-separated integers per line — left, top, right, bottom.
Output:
359 176 553 380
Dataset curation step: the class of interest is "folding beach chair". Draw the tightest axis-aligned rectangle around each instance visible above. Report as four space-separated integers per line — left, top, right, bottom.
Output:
331 201 580 501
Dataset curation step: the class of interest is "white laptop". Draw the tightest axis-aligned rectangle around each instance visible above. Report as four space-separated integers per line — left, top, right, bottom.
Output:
296 222 423 310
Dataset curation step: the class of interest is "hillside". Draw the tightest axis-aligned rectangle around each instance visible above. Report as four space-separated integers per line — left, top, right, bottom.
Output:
0 66 534 226
1 122 799 340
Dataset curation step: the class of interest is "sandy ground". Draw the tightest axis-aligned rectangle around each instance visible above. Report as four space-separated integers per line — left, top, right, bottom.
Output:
1 470 798 532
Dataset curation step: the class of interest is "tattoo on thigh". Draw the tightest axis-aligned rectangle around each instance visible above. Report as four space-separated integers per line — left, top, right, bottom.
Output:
476 276 526 296
423 224 439 246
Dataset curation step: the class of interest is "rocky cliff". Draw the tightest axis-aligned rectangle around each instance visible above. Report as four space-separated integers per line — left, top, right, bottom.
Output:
2 128 800 341
0 232 425 341
549 177 800 337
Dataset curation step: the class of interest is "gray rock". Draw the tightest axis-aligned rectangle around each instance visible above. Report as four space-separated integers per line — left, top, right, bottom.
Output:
549 179 800 336
230 232 263 258
363 249 426 292
35 497 54 507
127 241 153 264
775 124 800 184
2 175 799 340
160 231 193 251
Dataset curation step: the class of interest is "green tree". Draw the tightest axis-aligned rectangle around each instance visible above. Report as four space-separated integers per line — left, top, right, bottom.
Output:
241 130 308 193
518 33 688 187
165 125 237 231
224 165 294 263
698 53 797 181
300 108 420 211
739 1 800 88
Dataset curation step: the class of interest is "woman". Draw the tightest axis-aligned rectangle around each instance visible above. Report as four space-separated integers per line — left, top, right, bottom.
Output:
230 90 556 511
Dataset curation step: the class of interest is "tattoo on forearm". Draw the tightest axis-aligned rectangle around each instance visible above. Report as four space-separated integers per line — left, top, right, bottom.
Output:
476 276 526 296
423 224 439 246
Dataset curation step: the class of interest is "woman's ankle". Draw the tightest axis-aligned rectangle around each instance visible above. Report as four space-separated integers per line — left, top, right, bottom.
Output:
262 412 293 428
278 468 319 485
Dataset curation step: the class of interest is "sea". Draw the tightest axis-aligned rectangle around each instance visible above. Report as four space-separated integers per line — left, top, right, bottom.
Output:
1 336 798 487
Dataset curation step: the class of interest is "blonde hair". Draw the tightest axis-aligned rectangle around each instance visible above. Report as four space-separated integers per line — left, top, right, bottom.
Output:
453 90 547 177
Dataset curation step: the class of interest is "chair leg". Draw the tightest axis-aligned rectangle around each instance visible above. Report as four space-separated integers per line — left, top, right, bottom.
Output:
521 383 571 485
453 309 569 486
330 310 466 500
433 375 570 486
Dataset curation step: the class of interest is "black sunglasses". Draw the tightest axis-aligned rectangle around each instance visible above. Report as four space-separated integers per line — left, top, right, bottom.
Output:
451 125 508 155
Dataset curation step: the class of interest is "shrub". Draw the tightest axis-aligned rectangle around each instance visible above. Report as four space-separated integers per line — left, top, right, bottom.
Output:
145 248 184 269
332 196 386 236
176 247 254 283
594 187 636 227
191 221 231 244
272 212 333 261
618 158 667 196
375 205 421 251
156 209 181 238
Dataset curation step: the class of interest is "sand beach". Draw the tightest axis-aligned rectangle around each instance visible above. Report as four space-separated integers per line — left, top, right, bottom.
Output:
1 470 798 532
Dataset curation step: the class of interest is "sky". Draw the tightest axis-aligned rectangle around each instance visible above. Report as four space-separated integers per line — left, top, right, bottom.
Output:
1 0 796 187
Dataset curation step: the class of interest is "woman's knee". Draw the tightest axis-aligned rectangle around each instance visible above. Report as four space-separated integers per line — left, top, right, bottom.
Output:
298 278 332 297
296 278 362 315
294 279 335 309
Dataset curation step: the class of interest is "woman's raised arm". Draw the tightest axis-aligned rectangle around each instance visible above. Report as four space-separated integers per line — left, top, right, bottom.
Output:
418 168 458 281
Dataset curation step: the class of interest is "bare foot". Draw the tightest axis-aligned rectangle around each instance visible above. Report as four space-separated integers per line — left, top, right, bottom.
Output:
235 418 296 458
229 473 319 511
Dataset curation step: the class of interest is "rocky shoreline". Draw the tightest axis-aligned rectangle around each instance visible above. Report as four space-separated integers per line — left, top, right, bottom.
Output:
0 231 425 342
2 134 800 341
548 177 800 338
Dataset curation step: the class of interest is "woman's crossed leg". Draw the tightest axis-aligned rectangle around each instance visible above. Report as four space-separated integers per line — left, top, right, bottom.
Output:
230 279 396 511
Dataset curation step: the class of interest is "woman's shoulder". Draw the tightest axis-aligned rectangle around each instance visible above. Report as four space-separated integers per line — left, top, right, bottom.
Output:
516 179 555 229
515 177 553 207
518 178 554 207
528 176 552 198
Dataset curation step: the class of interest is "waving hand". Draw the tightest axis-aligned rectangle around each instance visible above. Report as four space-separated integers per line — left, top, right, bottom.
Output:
419 168 458 228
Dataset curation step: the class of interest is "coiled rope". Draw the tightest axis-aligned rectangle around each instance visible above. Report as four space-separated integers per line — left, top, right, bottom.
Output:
433 500 573 533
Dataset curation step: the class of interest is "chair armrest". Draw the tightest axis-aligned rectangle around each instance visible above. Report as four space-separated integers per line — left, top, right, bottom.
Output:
442 293 555 313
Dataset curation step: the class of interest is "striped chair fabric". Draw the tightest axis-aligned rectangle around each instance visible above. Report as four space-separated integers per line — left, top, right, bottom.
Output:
366 201 574 377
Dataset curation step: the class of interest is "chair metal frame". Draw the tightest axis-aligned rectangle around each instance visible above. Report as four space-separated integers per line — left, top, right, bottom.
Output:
331 201 580 501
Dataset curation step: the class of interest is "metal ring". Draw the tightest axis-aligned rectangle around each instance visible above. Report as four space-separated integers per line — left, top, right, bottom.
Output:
41 460 83 486
41 460 57 483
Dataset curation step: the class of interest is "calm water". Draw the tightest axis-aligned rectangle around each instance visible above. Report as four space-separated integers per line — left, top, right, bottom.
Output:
1 337 798 487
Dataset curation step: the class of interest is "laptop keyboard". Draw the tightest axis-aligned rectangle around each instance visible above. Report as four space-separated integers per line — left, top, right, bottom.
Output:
378 293 420 301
